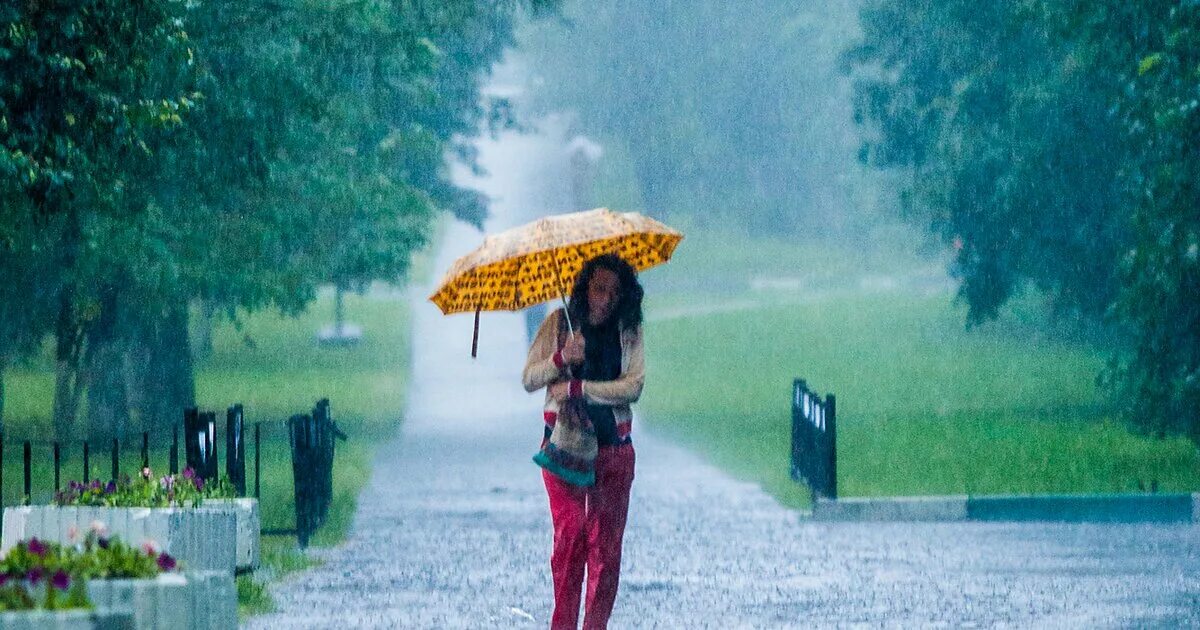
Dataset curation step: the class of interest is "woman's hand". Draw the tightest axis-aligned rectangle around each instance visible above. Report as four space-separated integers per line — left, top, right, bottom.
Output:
548 381 570 402
561 334 585 366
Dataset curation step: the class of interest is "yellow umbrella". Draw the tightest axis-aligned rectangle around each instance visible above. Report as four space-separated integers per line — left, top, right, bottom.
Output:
429 207 683 356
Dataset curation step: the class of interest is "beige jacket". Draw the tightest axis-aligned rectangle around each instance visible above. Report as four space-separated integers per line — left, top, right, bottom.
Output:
522 309 644 441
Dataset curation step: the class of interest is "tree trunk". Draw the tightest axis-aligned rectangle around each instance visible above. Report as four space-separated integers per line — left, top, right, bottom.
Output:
86 286 130 440
162 302 196 428
335 286 345 335
52 293 85 440
137 302 196 431
196 300 215 358
0 360 6 436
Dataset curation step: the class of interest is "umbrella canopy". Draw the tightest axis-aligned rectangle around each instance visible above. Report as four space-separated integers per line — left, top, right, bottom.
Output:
430 207 682 314
429 207 683 355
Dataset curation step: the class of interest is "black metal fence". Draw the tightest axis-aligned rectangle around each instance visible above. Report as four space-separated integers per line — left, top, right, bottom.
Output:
790 378 837 500
0 398 345 549
283 399 346 548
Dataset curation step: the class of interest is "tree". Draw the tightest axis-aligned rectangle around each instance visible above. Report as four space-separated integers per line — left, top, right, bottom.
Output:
1108 3 1200 443
847 0 1131 325
1 1 561 437
848 0 1200 444
0 1 200 437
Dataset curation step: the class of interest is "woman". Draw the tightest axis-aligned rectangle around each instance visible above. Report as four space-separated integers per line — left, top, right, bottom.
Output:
522 253 645 630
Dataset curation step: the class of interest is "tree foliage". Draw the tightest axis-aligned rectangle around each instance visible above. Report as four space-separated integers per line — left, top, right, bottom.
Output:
1110 3 1200 442
849 0 1200 442
0 0 557 437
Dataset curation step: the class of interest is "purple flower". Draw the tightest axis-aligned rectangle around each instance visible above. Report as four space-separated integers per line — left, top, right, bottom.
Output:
156 553 177 572
28 537 47 557
26 568 44 584
193 477 204 492
90 480 102 490
105 480 117 494
0 572 11 586
182 467 195 480
98 537 111 550
51 570 70 590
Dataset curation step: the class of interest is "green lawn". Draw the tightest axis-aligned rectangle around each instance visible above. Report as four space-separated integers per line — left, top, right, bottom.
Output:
0 288 411 615
637 227 1200 509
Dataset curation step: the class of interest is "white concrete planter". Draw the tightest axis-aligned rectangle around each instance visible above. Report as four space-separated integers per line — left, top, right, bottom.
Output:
202 498 260 571
181 571 238 630
86 571 236 630
0 609 133 629
2 506 237 574
87 573 187 629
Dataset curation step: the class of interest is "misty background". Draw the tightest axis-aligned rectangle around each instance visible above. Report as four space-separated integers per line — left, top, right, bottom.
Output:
0 0 1196 531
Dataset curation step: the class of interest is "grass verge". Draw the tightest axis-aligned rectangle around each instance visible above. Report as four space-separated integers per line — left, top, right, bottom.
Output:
638 229 1200 509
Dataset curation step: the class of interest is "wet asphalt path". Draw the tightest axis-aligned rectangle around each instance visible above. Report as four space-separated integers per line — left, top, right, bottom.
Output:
246 101 1200 628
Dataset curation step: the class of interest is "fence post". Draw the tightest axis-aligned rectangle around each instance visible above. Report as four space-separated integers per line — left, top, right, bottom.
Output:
226 404 246 496
324 400 335 524
170 424 178 475
0 431 4 510
816 398 825 496
289 414 312 549
23 441 31 504
826 393 837 500
204 411 218 482
183 407 199 473
141 432 149 471
313 402 324 525
315 399 332 525
111 438 119 481
83 441 89 483
309 403 320 527
790 379 803 482
53 442 61 492
254 423 261 500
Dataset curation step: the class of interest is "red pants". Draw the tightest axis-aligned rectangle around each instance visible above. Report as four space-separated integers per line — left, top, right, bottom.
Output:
543 443 635 630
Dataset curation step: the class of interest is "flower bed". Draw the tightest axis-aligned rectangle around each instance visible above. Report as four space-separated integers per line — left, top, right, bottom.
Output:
0 532 170 627
2 507 236 574
0 533 236 629
2 468 243 574
53 467 234 510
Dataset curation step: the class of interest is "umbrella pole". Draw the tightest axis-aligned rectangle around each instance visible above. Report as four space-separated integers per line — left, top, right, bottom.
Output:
559 292 574 336
471 306 480 358
551 252 575 336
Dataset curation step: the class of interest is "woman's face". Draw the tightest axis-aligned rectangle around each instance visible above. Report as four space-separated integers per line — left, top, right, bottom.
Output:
586 267 621 326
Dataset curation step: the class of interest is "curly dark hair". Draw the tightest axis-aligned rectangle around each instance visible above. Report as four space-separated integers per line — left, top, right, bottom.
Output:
567 253 644 331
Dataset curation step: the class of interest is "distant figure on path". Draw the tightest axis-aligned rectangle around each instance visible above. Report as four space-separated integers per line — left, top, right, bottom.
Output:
522 253 646 629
